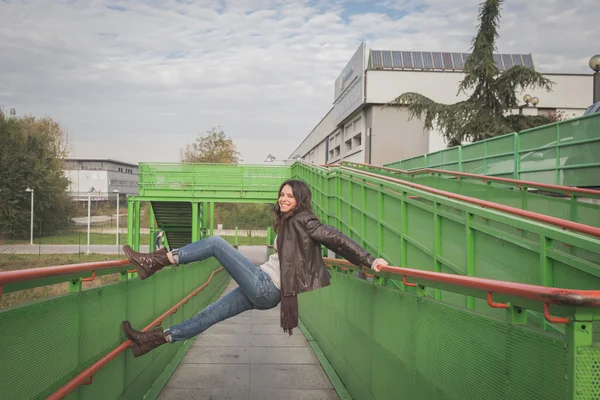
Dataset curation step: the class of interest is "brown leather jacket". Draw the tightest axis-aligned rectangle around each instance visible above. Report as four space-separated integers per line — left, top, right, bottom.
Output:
277 211 376 296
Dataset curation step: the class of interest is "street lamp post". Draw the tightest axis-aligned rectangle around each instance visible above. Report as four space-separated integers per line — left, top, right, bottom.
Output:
589 55 600 103
25 188 34 245
113 189 120 247
518 94 539 115
87 187 95 255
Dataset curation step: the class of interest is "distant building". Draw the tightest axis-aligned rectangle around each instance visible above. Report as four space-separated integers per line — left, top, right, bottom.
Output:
289 43 595 166
63 158 138 201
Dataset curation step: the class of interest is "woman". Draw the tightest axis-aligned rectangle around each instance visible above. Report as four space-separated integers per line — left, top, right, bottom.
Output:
121 179 388 357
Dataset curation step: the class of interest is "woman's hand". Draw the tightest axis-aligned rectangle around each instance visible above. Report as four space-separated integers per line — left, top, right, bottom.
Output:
371 258 389 272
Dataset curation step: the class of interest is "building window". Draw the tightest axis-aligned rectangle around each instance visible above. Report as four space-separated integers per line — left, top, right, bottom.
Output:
334 146 340 157
345 138 352 152
353 134 362 147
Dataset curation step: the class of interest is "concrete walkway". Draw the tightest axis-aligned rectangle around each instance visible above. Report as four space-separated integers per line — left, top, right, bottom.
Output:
158 280 339 400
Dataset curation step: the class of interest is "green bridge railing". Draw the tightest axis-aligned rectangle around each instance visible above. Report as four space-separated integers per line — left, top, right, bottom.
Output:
1 160 599 399
385 113 600 187
0 258 229 399
291 161 600 399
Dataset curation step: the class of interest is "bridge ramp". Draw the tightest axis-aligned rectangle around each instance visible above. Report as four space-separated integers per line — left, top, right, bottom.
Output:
159 280 339 400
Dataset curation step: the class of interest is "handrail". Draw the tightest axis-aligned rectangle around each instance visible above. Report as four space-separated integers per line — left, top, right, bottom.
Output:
341 161 600 198
338 166 600 238
323 258 600 308
47 266 225 400
0 259 130 287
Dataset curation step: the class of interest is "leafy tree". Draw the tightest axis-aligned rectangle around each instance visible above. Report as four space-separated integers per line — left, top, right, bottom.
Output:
180 127 272 229
387 0 553 147
181 127 241 163
0 110 74 239
215 203 274 230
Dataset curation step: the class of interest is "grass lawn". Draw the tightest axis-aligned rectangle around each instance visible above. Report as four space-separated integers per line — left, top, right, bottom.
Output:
0 253 126 310
3 233 267 246
220 235 268 246
4 232 150 245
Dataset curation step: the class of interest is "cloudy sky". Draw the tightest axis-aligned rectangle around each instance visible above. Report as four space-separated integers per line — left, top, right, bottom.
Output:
1 0 598 165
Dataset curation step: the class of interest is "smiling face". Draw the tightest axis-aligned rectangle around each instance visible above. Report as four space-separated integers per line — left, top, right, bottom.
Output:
278 184 297 213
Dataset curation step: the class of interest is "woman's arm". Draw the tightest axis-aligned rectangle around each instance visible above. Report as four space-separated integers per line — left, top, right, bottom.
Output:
302 213 376 268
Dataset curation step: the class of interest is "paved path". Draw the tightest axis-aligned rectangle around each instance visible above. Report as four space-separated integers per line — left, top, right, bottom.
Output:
158 280 339 400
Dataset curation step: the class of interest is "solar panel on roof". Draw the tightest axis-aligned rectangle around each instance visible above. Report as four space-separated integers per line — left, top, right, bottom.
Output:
452 53 464 70
369 49 534 72
371 51 382 68
412 52 423 69
422 52 433 68
511 54 524 67
432 52 443 69
391 51 402 68
442 52 453 69
493 54 504 70
502 54 513 69
523 54 534 68
382 51 393 68
402 52 413 69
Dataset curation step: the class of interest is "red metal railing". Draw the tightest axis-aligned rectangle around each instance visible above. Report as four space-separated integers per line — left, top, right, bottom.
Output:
0 259 131 296
338 166 600 238
341 161 600 198
46 266 224 400
324 258 600 323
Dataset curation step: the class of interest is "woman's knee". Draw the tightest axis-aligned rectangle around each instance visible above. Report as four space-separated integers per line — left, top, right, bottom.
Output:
205 235 228 248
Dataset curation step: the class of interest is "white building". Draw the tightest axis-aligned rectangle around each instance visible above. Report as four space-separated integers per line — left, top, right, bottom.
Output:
289 43 595 166
63 158 138 201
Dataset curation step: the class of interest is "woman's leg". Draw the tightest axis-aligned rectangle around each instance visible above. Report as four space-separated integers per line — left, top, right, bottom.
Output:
125 235 260 286
123 271 281 356
166 286 253 341
173 236 266 300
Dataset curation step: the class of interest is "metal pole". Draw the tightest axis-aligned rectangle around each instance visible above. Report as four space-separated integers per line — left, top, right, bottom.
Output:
30 189 34 245
594 71 599 104
116 193 119 246
87 191 91 254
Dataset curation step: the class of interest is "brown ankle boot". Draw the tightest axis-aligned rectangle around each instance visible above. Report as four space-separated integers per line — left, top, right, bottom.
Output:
123 246 171 280
122 320 168 357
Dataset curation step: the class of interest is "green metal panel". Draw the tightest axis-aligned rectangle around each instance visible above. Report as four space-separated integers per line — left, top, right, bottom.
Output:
137 163 291 201
297 166 600 333
345 164 600 228
299 271 578 400
0 261 228 400
384 113 600 187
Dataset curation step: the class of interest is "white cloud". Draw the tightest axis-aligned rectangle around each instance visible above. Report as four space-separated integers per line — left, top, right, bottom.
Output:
0 0 598 165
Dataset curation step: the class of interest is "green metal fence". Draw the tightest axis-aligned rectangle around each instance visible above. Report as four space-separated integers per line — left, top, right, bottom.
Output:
299 268 599 400
136 163 290 249
385 113 600 187
291 162 600 399
138 162 291 201
341 162 600 229
292 162 600 335
0 260 229 400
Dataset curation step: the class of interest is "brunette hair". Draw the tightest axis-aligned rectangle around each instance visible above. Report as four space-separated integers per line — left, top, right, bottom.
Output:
273 179 314 232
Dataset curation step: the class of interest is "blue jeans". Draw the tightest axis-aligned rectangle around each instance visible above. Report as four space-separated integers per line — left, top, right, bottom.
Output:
167 236 280 342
